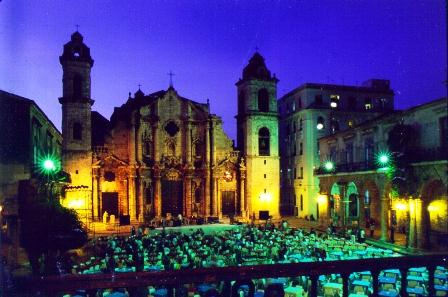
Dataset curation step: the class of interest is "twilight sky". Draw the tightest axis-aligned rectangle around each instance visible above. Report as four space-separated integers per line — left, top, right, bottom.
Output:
1 1 446 140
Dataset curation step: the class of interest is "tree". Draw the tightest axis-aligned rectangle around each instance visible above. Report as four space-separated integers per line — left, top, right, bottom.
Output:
18 175 87 275
387 123 419 198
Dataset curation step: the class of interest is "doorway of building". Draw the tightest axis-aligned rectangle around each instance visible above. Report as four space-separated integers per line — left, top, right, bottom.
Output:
221 191 236 216
102 192 119 217
161 180 183 216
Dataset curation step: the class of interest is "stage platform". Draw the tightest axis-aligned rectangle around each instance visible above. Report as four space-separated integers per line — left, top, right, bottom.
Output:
87 222 239 237
150 223 239 235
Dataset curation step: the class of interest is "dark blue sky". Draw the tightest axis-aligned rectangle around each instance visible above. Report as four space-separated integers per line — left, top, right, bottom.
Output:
1 1 446 140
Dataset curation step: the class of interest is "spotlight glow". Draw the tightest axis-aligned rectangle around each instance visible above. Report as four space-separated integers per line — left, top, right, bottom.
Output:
324 161 335 172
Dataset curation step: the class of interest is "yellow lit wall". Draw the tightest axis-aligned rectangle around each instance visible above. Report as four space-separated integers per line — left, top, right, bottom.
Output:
428 199 448 232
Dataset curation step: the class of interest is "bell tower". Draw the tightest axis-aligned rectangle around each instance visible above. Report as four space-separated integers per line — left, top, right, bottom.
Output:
236 52 280 219
59 31 94 189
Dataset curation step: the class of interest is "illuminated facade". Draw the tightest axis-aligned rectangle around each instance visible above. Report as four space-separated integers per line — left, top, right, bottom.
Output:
278 81 394 218
316 97 448 248
59 32 280 224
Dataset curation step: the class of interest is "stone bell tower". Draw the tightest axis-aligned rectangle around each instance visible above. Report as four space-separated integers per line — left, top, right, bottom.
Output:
59 31 94 190
236 52 280 219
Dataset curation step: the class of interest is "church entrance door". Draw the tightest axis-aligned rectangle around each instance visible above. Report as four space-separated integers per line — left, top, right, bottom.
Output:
102 192 119 217
161 180 183 216
221 191 236 216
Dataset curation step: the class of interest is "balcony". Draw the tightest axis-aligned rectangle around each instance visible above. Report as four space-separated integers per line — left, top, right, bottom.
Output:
315 161 376 175
21 254 447 296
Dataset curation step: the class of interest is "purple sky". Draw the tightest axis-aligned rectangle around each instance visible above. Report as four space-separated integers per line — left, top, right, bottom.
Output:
1 1 446 140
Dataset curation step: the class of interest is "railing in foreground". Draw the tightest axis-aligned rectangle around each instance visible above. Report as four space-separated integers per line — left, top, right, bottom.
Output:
22 254 447 297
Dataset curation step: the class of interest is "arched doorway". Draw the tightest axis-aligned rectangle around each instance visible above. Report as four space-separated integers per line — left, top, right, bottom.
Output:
421 180 448 248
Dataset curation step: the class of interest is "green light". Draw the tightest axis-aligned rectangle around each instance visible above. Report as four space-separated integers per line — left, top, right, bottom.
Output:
42 158 56 173
379 154 389 165
376 150 392 168
324 161 334 172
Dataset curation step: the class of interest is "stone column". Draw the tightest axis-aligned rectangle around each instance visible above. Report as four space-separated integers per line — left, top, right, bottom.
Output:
358 193 365 227
92 173 99 220
154 174 162 217
205 121 210 165
408 199 417 248
380 191 389 241
99 175 104 218
129 175 137 220
216 179 221 218
240 175 246 216
129 117 136 165
153 124 160 162
186 121 192 165
138 176 144 221
210 176 217 216
184 175 192 217
417 198 430 249
338 182 348 227
205 170 211 217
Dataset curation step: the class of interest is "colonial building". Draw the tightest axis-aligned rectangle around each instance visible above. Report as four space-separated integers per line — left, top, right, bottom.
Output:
316 97 448 248
278 81 394 217
59 32 279 225
0 90 62 261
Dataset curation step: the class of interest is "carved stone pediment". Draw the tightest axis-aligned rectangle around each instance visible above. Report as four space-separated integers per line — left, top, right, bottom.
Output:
163 168 182 181
161 155 181 168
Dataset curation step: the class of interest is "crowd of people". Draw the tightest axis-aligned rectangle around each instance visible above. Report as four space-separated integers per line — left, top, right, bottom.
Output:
67 221 397 276
54 221 448 297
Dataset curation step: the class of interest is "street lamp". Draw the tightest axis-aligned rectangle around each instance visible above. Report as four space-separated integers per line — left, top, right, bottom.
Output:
41 157 58 175
376 150 392 169
324 160 335 172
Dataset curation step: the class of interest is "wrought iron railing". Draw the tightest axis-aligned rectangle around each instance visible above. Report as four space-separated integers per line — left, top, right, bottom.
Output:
20 254 448 297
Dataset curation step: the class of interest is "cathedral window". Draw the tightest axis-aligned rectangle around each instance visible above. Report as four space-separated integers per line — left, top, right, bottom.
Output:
258 127 270 156
258 88 269 112
145 183 153 205
194 141 203 158
73 122 82 140
330 119 339 134
364 98 373 110
104 171 115 182
195 188 202 203
73 74 83 98
165 121 179 137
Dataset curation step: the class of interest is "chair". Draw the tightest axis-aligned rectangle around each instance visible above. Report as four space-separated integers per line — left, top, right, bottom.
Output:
382 283 393 291
407 280 418 288
353 286 364 294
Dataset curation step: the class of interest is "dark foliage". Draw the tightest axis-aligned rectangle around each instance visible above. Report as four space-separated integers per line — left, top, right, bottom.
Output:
19 178 87 275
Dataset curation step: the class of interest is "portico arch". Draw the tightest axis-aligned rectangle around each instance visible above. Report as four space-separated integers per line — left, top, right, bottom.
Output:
420 179 448 248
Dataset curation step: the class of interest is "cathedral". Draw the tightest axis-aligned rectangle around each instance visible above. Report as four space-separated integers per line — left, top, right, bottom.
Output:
59 32 280 224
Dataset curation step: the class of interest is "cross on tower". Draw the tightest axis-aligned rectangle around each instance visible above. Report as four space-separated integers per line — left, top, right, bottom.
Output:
75 24 80 32
167 70 175 87
138 83 141 90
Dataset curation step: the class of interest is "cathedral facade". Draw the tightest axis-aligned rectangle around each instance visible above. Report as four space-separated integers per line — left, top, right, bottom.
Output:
59 32 280 224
